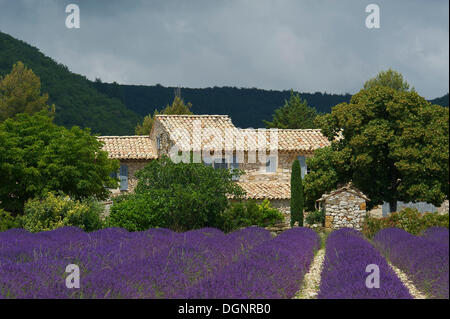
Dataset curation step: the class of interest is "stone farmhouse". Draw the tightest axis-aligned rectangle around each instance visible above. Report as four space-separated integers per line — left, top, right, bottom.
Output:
98 115 331 223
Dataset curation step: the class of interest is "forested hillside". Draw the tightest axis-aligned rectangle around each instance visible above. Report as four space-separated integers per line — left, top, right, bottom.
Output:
1 31 448 133
0 31 141 135
94 82 353 128
430 93 449 107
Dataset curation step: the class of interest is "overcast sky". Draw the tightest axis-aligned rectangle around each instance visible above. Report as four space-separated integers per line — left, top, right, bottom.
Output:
0 0 448 98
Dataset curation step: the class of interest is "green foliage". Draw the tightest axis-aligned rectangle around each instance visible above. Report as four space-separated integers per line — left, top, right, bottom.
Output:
264 91 318 129
0 31 141 135
363 68 412 92
316 81 449 210
0 110 119 213
362 207 449 238
0 61 54 122
106 192 165 232
0 209 20 231
220 199 284 233
107 156 244 232
135 96 193 135
305 210 325 226
290 159 304 227
303 146 351 211
21 193 105 233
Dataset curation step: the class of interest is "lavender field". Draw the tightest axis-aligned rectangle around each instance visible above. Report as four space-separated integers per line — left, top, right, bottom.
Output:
0 226 319 298
373 227 449 299
0 226 448 299
318 228 412 299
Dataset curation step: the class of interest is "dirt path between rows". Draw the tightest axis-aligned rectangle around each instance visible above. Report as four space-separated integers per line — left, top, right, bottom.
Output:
294 248 325 299
387 262 427 299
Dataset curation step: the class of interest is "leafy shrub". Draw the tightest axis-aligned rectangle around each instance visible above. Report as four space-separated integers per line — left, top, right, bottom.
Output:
362 207 449 238
108 156 244 232
0 209 21 231
106 192 166 232
220 199 284 233
305 210 325 226
21 193 105 232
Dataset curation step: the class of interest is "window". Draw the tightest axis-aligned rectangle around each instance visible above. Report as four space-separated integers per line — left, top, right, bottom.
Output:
156 135 161 150
119 164 128 191
297 156 307 178
266 156 277 173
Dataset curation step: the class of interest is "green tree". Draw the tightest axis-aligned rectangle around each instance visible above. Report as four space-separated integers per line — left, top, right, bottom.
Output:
363 68 413 92
0 110 119 214
315 85 449 212
108 155 244 231
264 91 318 129
290 159 304 227
135 96 193 135
303 145 351 211
0 61 53 122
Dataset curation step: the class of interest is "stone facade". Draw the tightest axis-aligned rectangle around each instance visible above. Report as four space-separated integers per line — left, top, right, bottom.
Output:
238 152 311 183
110 159 150 194
318 185 369 231
265 199 291 224
437 200 449 215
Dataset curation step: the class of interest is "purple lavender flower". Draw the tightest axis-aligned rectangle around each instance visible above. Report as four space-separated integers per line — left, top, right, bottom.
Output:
373 227 449 299
318 228 412 299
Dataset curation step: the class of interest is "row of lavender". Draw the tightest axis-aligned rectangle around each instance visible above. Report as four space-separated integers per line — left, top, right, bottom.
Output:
186 227 320 298
0 226 319 298
318 228 413 299
373 227 449 299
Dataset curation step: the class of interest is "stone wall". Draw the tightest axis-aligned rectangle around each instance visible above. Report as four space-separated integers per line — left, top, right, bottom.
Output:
266 199 291 225
437 200 449 215
238 152 311 183
323 191 367 231
109 160 150 194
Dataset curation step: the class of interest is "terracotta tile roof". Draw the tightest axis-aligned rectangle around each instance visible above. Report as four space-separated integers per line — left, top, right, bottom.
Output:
238 128 331 152
278 129 332 151
316 182 370 202
154 115 239 151
233 182 291 200
154 115 330 153
97 136 157 160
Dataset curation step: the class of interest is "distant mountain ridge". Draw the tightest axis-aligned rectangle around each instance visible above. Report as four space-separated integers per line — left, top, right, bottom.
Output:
98 83 353 128
1 31 448 134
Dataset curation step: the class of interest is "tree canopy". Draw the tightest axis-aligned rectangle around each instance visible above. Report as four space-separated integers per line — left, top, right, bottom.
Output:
264 91 318 129
0 110 119 213
311 84 449 211
363 68 413 92
0 61 53 122
108 156 244 231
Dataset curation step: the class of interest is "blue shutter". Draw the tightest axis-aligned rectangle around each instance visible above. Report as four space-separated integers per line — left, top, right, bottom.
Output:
266 156 276 173
119 164 128 191
298 156 307 178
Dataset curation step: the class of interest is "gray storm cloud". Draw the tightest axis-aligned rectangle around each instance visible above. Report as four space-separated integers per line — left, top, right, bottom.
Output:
0 0 448 98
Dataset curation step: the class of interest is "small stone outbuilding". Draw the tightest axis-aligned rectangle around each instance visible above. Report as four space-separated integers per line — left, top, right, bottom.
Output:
317 183 369 231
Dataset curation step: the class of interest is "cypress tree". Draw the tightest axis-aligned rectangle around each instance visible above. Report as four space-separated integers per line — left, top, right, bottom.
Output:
290 159 304 227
